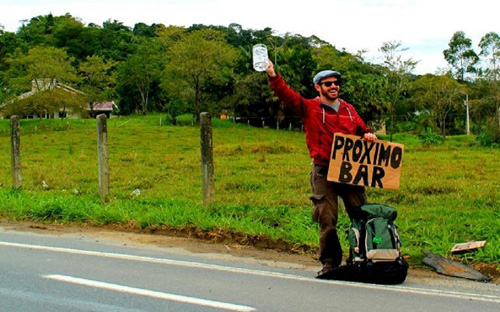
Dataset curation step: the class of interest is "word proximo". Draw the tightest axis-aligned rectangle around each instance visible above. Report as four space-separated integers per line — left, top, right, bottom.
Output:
327 134 404 190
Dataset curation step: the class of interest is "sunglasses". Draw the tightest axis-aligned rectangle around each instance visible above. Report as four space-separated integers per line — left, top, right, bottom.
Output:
320 80 340 87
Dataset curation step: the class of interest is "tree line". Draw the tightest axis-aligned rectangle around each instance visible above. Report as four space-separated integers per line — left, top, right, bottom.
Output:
0 13 499 144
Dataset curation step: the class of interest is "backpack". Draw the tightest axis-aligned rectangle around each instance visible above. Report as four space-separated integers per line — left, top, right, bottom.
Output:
345 203 408 284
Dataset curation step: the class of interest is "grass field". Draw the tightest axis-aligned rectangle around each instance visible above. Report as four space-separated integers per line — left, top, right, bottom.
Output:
0 114 498 270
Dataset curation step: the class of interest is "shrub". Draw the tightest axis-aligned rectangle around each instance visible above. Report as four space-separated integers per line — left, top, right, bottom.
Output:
176 114 195 126
162 114 173 125
476 118 500 146
395 121 418 132
418 129 444 146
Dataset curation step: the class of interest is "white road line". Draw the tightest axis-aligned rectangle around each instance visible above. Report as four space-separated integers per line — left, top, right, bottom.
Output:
2 241 500 304
43 274 255 312
0 286 143 312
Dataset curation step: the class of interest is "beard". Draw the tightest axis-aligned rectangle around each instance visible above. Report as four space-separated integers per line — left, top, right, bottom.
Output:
319 86 339 103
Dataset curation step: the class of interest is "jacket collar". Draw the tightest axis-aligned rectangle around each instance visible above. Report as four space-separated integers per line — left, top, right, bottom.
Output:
318 98 345 110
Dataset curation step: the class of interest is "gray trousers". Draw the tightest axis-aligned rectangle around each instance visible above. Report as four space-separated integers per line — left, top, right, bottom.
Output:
310 165 367 266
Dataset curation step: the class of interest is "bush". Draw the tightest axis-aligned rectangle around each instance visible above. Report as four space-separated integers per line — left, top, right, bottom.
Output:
418 129 444 146
476 118 500 146
162 114 173 126
176 114 195 126
395 121 418 132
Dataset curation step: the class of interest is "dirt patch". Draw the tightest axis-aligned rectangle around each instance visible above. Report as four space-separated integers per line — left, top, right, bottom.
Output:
1 219 498 284
0 219 319 269
473 263 500 283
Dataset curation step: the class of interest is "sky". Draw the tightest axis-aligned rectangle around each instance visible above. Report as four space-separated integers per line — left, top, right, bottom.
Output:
1 0 498 75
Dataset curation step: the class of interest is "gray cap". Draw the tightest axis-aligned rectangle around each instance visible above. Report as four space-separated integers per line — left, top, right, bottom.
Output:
313 70 342 85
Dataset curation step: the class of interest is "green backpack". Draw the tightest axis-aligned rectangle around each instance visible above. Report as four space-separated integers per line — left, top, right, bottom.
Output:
346 203 408 284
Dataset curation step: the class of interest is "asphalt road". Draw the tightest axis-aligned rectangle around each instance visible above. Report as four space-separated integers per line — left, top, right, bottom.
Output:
1 225 499 312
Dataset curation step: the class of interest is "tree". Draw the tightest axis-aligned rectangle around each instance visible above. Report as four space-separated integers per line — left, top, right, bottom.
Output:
78 55 116 115
16 14 86 59
116 39 163 115
4 46 83 117
312 44 342 70
479 32 500 81
6 46 78 92
477 32 500 143
99 20 135 62
51 14 87 59
469 79 500 124
17 14 56 47
231 72 276 124
162 28 238 121
0 30 23 83
133 22 159 38
379 41 417 141
444 31 479 82
411 74 465 137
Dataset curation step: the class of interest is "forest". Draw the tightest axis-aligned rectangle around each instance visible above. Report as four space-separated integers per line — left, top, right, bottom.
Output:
0 13 499 144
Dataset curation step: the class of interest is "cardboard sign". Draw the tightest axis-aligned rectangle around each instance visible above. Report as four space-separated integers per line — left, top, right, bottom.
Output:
327 134 404 190
451 241 487 254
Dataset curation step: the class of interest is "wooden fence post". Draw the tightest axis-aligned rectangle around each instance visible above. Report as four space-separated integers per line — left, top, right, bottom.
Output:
200 112 214 206
96 114 109 201
10 115 22 189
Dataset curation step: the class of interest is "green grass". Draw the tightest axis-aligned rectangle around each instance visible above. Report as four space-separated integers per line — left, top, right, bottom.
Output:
0 114 498 268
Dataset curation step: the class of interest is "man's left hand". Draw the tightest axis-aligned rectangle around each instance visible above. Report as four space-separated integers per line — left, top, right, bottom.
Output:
363 133 377 142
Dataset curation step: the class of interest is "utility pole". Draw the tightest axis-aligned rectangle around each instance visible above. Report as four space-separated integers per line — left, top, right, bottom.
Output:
464 94 470 135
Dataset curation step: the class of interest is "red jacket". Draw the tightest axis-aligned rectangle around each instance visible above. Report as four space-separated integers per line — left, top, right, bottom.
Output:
269 74 371 166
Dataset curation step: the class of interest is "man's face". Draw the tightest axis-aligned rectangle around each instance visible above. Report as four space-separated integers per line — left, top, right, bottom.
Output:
315 77 340 103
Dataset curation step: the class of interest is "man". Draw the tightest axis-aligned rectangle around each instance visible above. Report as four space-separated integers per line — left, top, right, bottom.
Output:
265 60 377 278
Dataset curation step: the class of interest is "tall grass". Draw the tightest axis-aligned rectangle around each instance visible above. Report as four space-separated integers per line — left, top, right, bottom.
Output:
0 115 498 267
